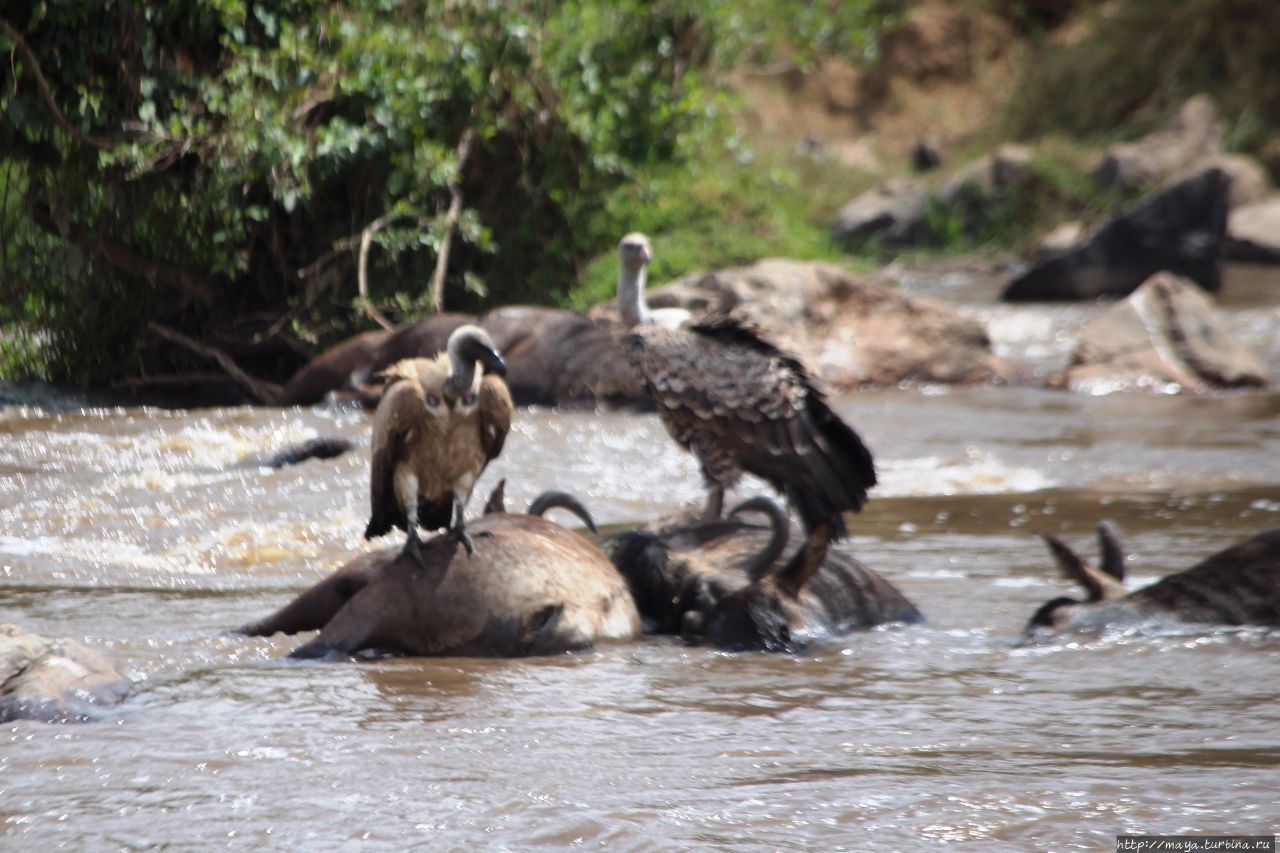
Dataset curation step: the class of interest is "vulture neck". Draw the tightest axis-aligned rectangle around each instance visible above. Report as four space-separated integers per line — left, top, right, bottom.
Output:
618 263 653 329
444 335 478 398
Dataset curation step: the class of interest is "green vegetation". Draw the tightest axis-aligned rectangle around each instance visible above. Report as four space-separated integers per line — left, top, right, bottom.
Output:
0 0 892 387
568 149 878 311
1005 0 1280 151
915 146 1138 258
0 0 1275 391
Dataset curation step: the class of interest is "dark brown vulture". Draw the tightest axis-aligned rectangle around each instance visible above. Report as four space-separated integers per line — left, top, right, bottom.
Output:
616 232 876 540
365 324 513 563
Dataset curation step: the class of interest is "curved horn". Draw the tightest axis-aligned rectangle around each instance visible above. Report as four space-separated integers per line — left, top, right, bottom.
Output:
1035 530 1126 603
483 479 507 515
528 490 598 533
1096 520 1126 581
729 496 790 581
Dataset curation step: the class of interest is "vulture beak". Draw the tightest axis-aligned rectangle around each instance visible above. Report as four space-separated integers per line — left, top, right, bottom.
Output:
467 337 508 377
619 233 652 271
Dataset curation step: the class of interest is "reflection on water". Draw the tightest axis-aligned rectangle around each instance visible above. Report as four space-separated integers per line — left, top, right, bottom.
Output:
4 280 1280 847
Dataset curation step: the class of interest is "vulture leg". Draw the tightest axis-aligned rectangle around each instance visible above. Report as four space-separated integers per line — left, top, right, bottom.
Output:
447 497 477 558
403 524 428 571
702 485 725 521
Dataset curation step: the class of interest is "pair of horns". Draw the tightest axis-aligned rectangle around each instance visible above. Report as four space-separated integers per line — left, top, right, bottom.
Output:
483 478 597 533
1036 521 1127 603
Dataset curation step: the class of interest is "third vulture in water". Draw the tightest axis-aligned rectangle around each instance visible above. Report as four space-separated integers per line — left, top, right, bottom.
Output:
365 324 513 563
616 232 876 539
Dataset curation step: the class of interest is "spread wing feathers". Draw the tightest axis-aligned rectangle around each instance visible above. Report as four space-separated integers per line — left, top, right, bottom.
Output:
629 316 876 539
478 374 514 463
365 378 424 539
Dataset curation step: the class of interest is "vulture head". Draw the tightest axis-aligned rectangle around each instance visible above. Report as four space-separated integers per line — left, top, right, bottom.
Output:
443 324 507 401
617 232 653 329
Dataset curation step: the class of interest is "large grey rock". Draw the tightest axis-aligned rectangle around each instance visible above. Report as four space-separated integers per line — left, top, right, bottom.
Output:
594 258 1013 389
1092 95 1225 192
937 144 1034 206
1054 273 1269 394
930 144 1036 239
1002 168 1230 301
831 178 930 247
1 624 130 722
1225 197 1280 264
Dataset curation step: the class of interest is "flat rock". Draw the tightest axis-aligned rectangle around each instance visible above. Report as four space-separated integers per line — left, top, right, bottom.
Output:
1092 95 1225 192
1054 273 1269 394
831 178 930 247
1225 196 1280 264
1168 153 1271 210
1 623 129 722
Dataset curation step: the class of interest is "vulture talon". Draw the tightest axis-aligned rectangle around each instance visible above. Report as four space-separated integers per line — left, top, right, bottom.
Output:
403 527 428 571
451 525 477 558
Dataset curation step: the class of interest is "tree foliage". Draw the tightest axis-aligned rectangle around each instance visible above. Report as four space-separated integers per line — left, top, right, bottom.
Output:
1004 0 1280 149
9 1 884 385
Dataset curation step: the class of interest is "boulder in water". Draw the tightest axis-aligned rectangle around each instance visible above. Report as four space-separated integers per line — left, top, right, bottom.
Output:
1 624 130 722
1053 272 1269 394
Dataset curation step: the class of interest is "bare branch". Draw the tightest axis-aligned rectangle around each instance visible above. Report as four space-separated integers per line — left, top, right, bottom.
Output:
296 234 361 280
357 214 396 330
109 371 239 388
148 322 282 404
0 17 119 150
427 128 476 314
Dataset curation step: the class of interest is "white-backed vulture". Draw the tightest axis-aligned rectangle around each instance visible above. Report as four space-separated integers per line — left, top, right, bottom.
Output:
365 324 513 563
615 232 876 539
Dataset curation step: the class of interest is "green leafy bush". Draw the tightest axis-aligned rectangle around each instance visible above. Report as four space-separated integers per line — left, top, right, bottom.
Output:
0 0 894 388
1004 0 1280 150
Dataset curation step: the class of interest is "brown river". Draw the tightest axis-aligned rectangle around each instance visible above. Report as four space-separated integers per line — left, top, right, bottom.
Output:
3 265 1279 849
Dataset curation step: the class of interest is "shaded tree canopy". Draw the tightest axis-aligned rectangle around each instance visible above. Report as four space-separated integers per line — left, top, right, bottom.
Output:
0 0 891 391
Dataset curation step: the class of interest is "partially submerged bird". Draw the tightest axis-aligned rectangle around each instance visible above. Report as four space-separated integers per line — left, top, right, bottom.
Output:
615 232 877 539
365 324 513 563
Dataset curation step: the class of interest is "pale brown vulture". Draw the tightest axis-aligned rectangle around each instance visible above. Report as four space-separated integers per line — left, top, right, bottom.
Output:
616 232 876 540
365 324 513 563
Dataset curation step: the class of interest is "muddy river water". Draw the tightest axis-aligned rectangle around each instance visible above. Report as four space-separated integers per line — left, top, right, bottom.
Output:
3 266 1279 848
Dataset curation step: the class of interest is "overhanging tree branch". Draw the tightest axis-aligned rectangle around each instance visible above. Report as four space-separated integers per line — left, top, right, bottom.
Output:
148 322 282 404
426 127 476 314
357 214 396 330
0 17 119 150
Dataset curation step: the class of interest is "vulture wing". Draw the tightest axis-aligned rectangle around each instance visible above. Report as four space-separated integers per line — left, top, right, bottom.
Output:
477 374 514 464
364 373 424 539
628 315 876 539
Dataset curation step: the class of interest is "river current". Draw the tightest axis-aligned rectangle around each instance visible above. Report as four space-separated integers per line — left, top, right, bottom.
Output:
3 264 1279 849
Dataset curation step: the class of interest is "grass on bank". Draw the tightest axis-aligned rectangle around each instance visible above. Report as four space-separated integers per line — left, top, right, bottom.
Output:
1003 0 1280 156
564 145 882 312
